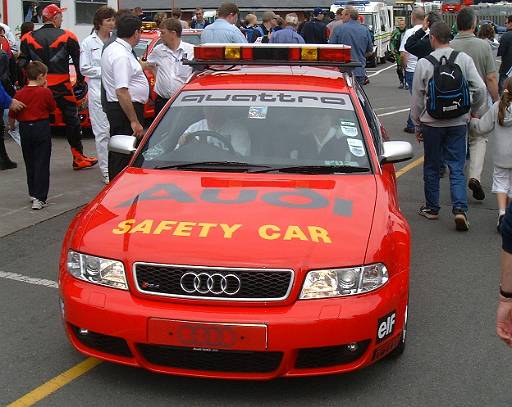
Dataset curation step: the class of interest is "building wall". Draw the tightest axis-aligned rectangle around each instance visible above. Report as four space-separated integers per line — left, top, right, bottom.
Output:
4 0 118 42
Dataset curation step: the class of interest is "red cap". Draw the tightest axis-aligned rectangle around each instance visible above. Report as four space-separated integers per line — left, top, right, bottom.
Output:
42 4 67 19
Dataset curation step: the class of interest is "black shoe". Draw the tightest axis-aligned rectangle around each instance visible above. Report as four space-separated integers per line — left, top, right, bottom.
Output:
453 210 469 231
498 214 505 233
403 127 415 134
399 82 404 89
418 206 439 220
0 160 17 170
468 178 485 200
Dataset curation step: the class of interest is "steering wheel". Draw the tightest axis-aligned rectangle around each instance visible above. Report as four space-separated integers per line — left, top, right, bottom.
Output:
184 130 236 155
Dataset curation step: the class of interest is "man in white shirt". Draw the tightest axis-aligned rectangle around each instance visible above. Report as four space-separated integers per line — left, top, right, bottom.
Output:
144 18 194 116
101 14 149 179
399 7 425 133
80 6 115 183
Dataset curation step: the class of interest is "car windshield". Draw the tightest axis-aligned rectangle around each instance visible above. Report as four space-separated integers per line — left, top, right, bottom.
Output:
134 38 152 58
134 90 371 174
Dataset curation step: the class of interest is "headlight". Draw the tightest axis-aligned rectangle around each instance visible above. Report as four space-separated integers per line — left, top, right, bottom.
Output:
300 264 388 299
66 250 128 290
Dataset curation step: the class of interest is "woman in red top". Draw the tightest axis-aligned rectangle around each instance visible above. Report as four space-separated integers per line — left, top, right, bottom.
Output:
9 61 56 210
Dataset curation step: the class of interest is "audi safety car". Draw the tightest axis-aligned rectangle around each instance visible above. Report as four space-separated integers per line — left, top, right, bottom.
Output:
59 44 413 379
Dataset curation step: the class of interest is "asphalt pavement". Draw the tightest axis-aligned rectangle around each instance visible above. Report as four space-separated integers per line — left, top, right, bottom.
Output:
1 63 511 407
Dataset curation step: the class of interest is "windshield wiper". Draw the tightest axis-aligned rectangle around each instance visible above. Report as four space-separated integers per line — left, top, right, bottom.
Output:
153 161 274 171
249 165 370 174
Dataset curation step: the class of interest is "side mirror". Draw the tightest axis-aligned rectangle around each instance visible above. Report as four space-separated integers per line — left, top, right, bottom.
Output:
109 135 137 155
380 141 414 164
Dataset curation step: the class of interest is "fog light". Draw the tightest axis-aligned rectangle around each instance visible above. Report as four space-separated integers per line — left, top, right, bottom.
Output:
347 343 358 352
79 328 89 335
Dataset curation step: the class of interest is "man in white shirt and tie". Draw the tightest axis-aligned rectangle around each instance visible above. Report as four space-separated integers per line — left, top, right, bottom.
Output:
144 18 194 116
101 14 149 179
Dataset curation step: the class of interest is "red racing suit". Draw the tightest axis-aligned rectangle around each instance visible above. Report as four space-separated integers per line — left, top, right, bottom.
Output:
20 24 85 153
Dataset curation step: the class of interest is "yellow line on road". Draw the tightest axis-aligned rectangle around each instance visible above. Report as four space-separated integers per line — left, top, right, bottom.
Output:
7 358 102 407
396 156 424 178
7 154 425 407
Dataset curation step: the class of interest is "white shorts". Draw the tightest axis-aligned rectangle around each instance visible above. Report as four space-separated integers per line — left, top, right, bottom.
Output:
492 167 512 197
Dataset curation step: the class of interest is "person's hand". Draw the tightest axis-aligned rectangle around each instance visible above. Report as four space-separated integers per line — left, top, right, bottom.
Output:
131 120 144 138
497 300 512 347
422 16 429 31
10 99 25 112
416 131 423 143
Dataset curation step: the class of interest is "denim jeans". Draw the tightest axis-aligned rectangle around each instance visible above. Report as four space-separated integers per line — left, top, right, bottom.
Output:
422 124 468 213
405 70 414 130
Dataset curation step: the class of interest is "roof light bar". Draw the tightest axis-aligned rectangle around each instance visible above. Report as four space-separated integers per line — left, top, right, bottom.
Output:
192 44 355 66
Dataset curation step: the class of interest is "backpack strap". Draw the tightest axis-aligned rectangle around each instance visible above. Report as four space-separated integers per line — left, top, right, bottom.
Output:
425 55 438 66
448 50 459 64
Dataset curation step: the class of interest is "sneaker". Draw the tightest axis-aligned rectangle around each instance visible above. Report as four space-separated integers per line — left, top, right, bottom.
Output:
403 127 415 134
29 196 35 202
404 83 409 90
398 82 404 89
71 148 98 170
454 212 469 231
468 178 485 201
418 206 439 220
31 199 47 210
498 214 505 233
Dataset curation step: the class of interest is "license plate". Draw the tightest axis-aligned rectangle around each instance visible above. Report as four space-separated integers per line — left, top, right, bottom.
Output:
148 319 267 351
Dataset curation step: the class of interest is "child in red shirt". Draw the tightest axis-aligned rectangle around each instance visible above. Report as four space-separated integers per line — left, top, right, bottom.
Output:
9 61 56 210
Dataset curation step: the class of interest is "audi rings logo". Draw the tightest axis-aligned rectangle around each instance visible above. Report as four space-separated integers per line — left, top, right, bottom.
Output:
180 272 241 296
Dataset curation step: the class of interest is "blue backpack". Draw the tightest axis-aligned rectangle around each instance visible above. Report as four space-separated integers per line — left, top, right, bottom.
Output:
425 51 470 120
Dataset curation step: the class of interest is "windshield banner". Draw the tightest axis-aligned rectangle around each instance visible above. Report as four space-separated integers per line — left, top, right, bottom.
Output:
173 91 354 111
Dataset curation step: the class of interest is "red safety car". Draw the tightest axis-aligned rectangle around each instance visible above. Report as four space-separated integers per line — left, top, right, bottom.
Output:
59 44 413 379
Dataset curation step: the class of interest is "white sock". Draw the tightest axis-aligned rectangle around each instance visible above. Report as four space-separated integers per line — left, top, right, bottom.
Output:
499 209 506 216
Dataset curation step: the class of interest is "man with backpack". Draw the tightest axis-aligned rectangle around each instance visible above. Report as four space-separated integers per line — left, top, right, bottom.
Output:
412 21 486 231
451 7 499 202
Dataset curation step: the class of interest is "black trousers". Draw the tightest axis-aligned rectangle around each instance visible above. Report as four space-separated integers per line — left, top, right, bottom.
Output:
104 102 145 180
50 82 83 153
154 95 169 117
19 120 52 202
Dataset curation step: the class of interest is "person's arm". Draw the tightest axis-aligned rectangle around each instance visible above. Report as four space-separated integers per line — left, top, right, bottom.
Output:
497 34 509 57
486 72 499 103
116 88 144 138
405 28 427 58
470 102 497 134
464 55 487 115
67 31 85 83
498 243 512 347
411 60 427 137
364 29 373 57
79 39 101 79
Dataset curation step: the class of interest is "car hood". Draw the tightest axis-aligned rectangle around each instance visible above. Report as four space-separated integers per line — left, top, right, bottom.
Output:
76 168 377 270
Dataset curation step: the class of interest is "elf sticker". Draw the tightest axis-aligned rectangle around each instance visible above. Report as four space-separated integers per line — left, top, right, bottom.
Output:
377 311 396 343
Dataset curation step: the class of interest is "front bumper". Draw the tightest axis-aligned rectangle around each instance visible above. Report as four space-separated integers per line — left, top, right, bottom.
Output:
60 271 408 380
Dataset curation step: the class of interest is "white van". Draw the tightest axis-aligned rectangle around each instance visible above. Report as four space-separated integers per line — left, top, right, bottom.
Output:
330 1 394 67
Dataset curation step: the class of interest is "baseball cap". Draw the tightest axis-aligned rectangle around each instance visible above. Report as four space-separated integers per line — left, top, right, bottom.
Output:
42 4 67 19
313 8 325 16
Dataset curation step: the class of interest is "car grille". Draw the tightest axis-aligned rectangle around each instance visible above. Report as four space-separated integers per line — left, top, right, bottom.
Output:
134 263 293 301
70 324 133 357
295 340 370 369
137 344 283 373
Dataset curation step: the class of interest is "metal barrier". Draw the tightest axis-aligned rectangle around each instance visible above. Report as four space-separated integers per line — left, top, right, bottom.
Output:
441 4 512 27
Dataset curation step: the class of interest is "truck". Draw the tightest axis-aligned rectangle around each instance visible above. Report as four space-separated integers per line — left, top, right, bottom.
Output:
331 1 394 67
